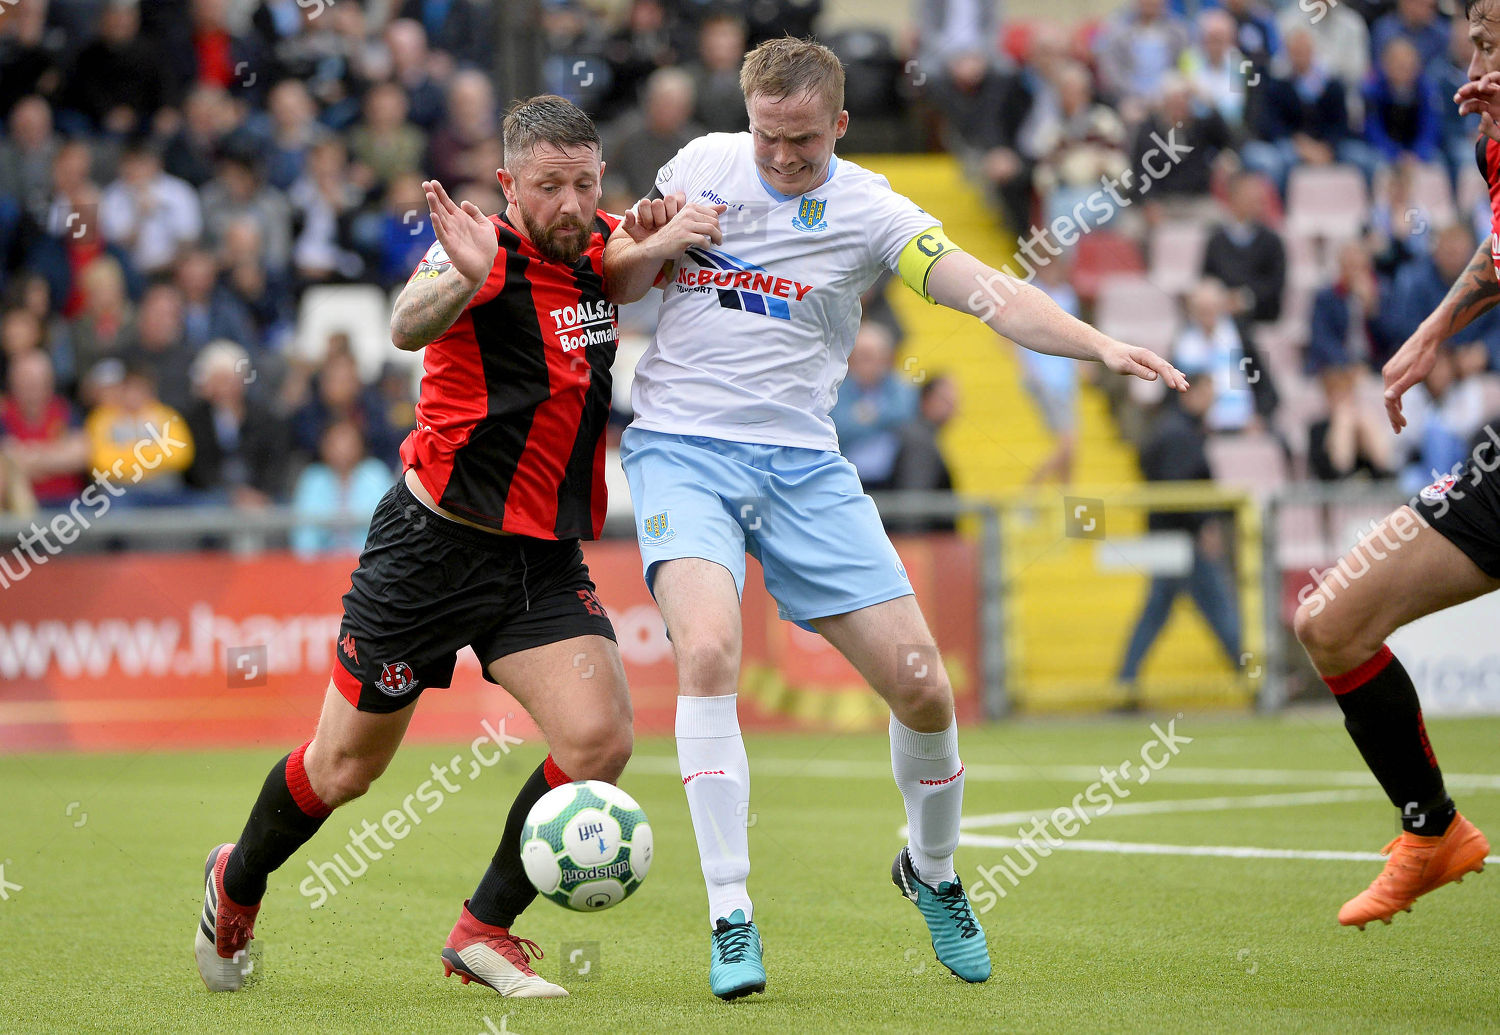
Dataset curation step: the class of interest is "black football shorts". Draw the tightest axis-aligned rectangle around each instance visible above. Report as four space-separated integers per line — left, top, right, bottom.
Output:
331 478 616 713
1411 455 1500 579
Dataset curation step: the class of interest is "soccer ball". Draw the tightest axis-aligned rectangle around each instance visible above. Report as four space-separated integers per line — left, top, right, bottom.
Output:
520 780 653 911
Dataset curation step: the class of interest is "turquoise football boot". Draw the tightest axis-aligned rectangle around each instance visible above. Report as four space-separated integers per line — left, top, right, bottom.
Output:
892 847 991 982
708 909 765 1000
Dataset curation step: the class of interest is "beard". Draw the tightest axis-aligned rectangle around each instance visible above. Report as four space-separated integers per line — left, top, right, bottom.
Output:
519 205 591 265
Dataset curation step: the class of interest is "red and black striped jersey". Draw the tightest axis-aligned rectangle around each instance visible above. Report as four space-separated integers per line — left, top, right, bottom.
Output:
1478 137 1500 275
399 209 622 539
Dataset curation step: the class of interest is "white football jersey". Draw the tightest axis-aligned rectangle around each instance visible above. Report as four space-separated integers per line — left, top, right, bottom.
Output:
628 133 940 450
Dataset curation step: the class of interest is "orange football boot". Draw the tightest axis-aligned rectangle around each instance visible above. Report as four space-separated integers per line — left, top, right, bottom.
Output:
1339 813 1490 930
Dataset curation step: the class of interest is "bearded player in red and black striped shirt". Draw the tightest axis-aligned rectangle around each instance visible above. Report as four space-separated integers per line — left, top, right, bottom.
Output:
194 97 637 999
1292 1 1500 933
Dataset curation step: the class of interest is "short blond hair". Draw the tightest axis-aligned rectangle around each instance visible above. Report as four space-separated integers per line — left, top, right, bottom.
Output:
739 37 844 116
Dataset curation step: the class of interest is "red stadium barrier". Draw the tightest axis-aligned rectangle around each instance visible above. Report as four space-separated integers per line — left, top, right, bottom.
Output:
0 537 981 752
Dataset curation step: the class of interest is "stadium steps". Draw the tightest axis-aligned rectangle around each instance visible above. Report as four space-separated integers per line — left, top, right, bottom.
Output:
856 155 1248 711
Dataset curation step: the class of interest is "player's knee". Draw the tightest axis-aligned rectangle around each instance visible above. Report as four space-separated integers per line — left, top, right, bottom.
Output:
671 634 739 694
309 751 387 808
1293 593 1345 663
555 722 633 783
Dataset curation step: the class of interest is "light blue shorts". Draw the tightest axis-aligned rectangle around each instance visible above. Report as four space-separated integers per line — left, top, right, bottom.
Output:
619 428 914 628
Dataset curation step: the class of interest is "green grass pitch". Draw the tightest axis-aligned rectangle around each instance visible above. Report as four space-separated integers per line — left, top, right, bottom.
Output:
2 713 1498 1033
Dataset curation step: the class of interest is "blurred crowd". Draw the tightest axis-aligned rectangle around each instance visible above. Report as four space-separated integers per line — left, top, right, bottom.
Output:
1 0 1496 551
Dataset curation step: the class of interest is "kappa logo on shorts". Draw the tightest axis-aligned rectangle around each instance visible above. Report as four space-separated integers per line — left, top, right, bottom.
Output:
1421 474 1460 501
641 511 676 545
378 661 417 697
340 632 359 663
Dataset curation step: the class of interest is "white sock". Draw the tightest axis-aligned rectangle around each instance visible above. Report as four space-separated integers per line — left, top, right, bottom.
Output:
890 714 963 886
676 694 752 927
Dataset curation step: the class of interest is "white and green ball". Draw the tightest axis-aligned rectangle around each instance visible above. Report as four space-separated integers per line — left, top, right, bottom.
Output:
520 780 652 911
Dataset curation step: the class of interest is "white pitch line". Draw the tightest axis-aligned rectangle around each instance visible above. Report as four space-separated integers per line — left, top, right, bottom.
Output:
959 788 1386 829
955 835 1500 865
627 754 1500 791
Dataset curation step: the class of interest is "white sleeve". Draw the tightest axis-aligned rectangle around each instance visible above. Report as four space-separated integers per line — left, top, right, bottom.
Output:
868 179 944 272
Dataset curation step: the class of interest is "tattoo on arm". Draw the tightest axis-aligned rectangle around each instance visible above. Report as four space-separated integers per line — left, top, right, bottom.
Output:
1439 244 1500 339
390 268 483 350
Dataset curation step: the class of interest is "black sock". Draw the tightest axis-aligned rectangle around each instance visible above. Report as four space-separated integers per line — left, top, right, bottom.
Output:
1325 646 1455 835
468 757 568 928
223 741 333 906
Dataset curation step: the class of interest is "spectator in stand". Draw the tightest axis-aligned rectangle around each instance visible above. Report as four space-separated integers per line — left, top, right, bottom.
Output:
887 374 959 534
263 80 327 193
83 361 195 503
0 0 61 121
1242 27 1369 194
0 308 45 389
1364 37 1443 166
688 13 749 136
1202 171 1287 327
291 350 402 470
1430 12 1482 185
1308 364 1394 481
1172 279 1254 434
357 171 439 290
290 418 392 557
1 348 88 506
1129 75 1234 226
1389 223 1500 360
830 321 918 490
68 256 135 378
99 142 203 279
1180 9 1248 129
56 1 168 135
178 0 265 98
1371 0 1451 72
288 138 365 285
1369 159 1432 275
427 70 496 188
163 86 241 189
607 68 702 203
175 247 258 352
0 96 61 227
1022 257 1080 485
1031 61 1129 230
121 283 195 412
396 0 494 71
1308 239 1404 377
538 0 613 111
912 0 1000 72
221 217 293 348
928 49 1035 236
183 340 290 507
1116 370 1241 698
384 19 447 131
1094 0 1190 115
600 0 682 119
348 79 427 189
200 148 293 276
1217 0 1279 72
1278 0 1368 89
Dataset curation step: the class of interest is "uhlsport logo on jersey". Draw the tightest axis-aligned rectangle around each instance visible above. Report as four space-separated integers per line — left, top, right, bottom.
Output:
674 246 813 320
791 195 828 232
641 511 676 545
378 661 417 696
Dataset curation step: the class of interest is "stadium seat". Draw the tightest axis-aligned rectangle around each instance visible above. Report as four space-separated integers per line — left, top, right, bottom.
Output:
296 284 414 382
1071 229 1145 304
1096 274 1178 353
1206 431 1288 496
1285 165 1368 243
1148 220 1208 297
1403 161 1457 231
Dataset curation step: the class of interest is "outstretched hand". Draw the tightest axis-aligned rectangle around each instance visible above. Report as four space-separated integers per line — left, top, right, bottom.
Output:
1382 335 1440 433
423 178 498 285
1101 341 1190 391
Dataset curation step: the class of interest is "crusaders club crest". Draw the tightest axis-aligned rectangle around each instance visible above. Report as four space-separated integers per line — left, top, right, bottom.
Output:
378 661 416 697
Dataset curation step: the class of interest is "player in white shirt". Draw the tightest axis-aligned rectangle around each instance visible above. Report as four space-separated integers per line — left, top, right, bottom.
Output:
605 38 1187 1001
